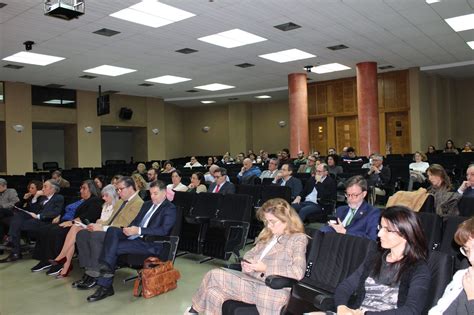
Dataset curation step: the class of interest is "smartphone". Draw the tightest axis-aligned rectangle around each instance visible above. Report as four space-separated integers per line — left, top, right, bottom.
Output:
239 257 251 263
328 215 337 224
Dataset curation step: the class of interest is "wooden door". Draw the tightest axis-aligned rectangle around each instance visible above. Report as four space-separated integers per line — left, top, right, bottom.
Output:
335 116 358 153
309 119 327 154
386 112 410 154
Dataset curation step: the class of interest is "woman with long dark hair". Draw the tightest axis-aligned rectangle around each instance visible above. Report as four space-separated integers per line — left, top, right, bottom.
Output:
334 206 430 314
427 164 461 216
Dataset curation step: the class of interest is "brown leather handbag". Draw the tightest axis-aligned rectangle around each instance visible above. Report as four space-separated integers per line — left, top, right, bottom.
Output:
133 257 181 299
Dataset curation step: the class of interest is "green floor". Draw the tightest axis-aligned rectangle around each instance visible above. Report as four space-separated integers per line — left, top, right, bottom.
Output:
0 252 227 315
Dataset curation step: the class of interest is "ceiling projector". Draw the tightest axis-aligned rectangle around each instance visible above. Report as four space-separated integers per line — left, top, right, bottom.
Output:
44 0 85 20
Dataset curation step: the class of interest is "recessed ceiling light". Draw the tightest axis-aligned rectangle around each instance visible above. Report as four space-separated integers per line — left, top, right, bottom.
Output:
445 13 474 32
110 1 195 28
198 29 267 48
467 41 474 49
255 95 272 99
83 65 136 77
2 51 65 66
310 63 351 74
201 100 216 104
259 49 316 63
194 83 235 91
145 75 191 84
425 0 441 4
43 99 75 105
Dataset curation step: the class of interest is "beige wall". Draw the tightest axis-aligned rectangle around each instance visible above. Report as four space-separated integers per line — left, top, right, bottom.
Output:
453 78 474 146
0 103 5 121
76 90 102 167
228 103 253 156
101 94 147 127
251 100 290 153
32 106 76 124
164 104 184 159
0 122 5 172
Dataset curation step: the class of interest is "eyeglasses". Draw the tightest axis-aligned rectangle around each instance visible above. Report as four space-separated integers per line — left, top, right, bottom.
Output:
460 246 472 257
377 225 399 234
265 219 280 226
116 186 127 192
345 192 364 198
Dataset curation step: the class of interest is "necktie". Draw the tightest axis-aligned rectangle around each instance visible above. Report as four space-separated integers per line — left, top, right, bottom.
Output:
108 200 128 225
344 208 357 227
215 184 221 193
128 204 157 240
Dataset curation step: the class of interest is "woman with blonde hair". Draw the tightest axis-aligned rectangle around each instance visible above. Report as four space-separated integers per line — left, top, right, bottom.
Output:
185 198 308 314
131 173 148 200
407 151 430 191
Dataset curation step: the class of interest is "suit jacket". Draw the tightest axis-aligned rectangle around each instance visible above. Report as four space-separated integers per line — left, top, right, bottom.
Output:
208 181 236 194
320 201 380 241
461 187 474 197
365 165 391 190
105 193 144 227
274 176 303 200
30 193 64 222
130 199 176 237
299 176 337 202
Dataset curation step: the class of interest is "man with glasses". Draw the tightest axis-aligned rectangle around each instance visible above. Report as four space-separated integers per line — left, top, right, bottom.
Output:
320 175 380 241
292 163 336 221
209 168 235 194
72 177 143 290
298 155 318 173
260 158 279 180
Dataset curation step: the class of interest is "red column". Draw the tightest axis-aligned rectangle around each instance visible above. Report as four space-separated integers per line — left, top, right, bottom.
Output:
356 62 380 157
288 73 310 157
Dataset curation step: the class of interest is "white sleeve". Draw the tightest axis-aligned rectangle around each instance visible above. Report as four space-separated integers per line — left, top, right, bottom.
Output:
428 269 466 315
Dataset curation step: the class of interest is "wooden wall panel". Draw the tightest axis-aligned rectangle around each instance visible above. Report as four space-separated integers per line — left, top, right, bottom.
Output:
335 116 358 153
386 112 411 154
308 85 317 116
332 82 344 113
343 79 356 113
316 85 328 115
309 119 327 153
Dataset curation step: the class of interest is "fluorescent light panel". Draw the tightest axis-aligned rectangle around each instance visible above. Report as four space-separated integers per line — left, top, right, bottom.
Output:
194 83 235 91
84 65 136 77
2 51 65 66
467 41 474 49
146 75 191 84
310 63 351 74
201 100 216 104
259 49 316 63
43 99 75 104
445 13 474 32
255 95 271 99
110 1 195 28
425 0 441 4
198 29 267 48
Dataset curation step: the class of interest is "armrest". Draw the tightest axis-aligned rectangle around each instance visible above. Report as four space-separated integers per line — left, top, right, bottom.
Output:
265 275 298 289
143 235 172 242
185 216 211 224
210 219 247 228
313 294 335 312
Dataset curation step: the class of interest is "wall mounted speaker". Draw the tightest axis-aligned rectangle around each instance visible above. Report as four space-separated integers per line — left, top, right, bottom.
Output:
119 107 133 120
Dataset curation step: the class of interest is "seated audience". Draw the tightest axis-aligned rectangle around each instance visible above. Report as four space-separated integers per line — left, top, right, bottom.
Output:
184 156 203 168
406 152 429 191
86 181 176 302
209 168 235 194
260 151 270 164
273 163 302 200
340 146 349 158
93 175 106 191
293 150 307 167
186 198 307 314
161 161 176 174
298 154 317 173
51 170 70 188
235 152 245 164
342 147 363 163
259 158 279 180
248 153 257 163
30 180 103 277
427 145 437 155
292 163 337 221
458 164 474 197
16 180 43 212
279 148 291 164
0 178 20 224
429 217 474 314
72 177 143 290
132 163 147 178
333 206 430 314
320 176 380 241
0 180 64 262
444 139 459 154
237 158 262 183
312 151 321 159
327 154 343 177
364 153 391 205
166 170 188 201
110 175 123 187
146 168 158 189
151 161 161 171
187 172 207 193
131 173 148 200
427 164 461 216
205 156 214 169
462 142 473 153
328 147 337 156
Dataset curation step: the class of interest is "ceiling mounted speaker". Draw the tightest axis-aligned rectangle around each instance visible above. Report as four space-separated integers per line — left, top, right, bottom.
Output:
119 107 133 120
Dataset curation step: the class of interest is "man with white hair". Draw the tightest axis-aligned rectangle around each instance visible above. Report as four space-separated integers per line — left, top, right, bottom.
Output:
458 164 474 197
0 178 19 219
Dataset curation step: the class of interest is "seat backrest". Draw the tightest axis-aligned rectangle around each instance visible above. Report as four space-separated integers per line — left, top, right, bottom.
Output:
216 194 253 222
237 184 262 207
439 215 470 271
43 161 59 170
416 212 442 250
419 195 435 213
458 196 474 217
261 185 291 203
190 192 221 217
302 231 377 293
172 191 197 216
424 251 454 313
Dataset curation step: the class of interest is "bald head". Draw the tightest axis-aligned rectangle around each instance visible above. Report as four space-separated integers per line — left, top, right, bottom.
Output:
243 158 253 170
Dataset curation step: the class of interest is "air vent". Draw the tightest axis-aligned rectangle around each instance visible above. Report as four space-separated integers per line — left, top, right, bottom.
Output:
379 65 394 70
138 83 153 87
0 3 7 9
228 97 239 101
235 63 255 68
274 22 301 31
327 44 349 51
79 75 97 79
93 28 121 37
103 90 119 94
176 48 198 54
3 64 24 69
44 84 65 88
186 89 199 93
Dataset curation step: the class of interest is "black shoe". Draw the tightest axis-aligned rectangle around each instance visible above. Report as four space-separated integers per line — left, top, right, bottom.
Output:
0 249 3 255
87 286 114 302
46 264 63 276
72 274 89 288
0 253 21 263
76 276 97 290
31 261 53 272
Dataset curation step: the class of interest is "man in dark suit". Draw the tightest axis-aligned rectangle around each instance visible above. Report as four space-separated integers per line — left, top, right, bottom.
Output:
86 180 176 302
458 164 474 197
0 180 64 262
208 168 235 194
320 175 380 241
273 163 302 200
292 163 337 221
